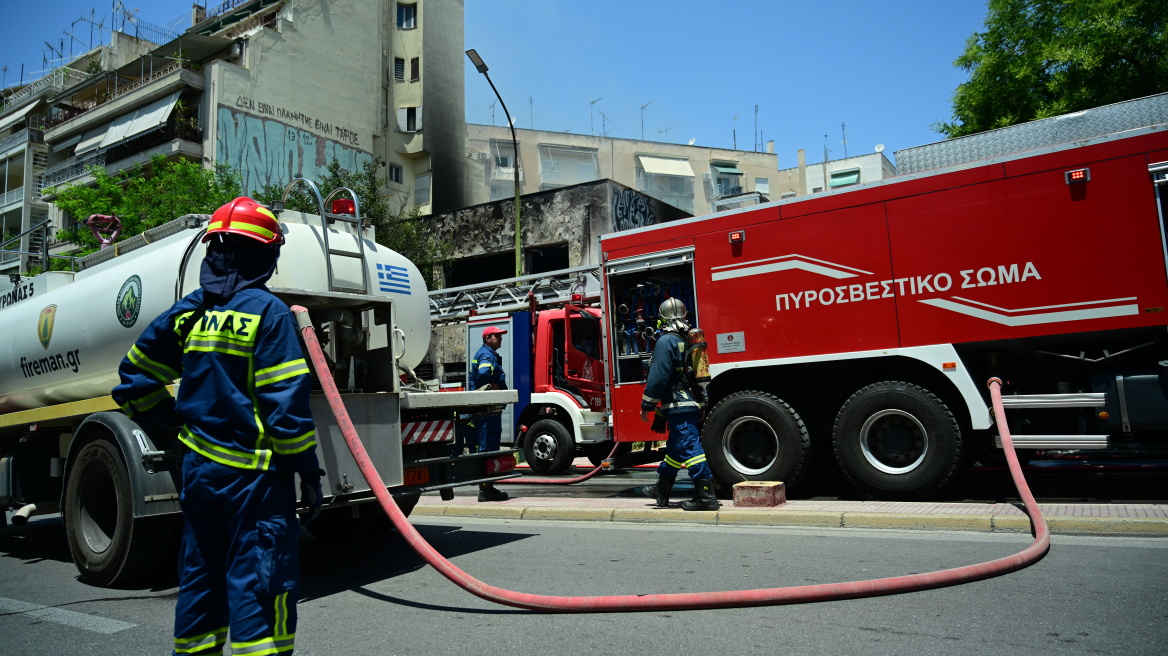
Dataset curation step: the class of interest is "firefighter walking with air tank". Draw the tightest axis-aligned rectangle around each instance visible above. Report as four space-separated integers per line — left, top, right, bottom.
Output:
641 298 720 511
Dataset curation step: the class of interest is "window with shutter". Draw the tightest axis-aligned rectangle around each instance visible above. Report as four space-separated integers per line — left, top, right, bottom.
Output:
410 57 420 81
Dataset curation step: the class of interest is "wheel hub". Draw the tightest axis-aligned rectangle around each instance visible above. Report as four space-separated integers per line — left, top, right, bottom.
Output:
77 461 117 553
722 415 779 476
531 433 557 462
860 409 928 474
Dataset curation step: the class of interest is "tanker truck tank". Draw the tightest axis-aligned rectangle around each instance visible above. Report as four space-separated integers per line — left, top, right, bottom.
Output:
0 209 430 414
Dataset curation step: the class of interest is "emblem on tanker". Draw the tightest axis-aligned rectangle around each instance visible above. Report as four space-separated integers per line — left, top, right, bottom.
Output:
38 305 57 349
116 275 143 328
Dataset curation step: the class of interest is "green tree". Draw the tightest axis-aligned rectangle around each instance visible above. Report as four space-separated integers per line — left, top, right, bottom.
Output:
253 158 449 289
937 0 1168 138
47 155 242 267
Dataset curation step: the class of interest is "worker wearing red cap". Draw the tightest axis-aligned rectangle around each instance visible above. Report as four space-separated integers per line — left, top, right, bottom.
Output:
471 325 510 501
113 197 321 656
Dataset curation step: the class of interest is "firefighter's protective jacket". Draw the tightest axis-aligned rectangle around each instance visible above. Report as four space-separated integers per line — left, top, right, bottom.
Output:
471 343 506 391
641 330 701 415
112 246 317 475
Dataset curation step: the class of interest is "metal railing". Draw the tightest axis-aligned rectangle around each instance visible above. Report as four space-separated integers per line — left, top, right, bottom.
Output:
42 152 108 191
46 63 182 128
0 187 25 208
0 128 41 153
1 68 90 110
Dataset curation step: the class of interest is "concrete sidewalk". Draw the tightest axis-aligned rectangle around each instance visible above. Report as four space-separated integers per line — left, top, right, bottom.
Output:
413 493 1168 537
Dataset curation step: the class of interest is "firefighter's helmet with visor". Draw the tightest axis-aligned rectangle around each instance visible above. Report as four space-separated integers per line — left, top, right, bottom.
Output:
203 196 284 245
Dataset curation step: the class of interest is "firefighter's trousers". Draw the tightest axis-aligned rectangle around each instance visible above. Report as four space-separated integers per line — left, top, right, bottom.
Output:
173 452 300 656
656 410 713 481
478 412 503 452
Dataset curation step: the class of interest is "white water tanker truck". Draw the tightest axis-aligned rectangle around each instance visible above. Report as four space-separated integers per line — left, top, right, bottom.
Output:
0 181 517 587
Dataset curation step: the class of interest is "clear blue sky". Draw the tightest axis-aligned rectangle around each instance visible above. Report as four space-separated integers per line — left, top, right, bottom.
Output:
0 0 991 167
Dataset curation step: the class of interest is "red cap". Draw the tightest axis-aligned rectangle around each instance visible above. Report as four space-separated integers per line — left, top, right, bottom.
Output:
482 326 508 338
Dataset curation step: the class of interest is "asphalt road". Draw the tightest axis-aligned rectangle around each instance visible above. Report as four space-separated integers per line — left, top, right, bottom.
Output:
2 513 1166 655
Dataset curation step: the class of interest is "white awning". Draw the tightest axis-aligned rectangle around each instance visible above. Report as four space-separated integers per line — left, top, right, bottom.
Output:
0 101 40 132
99 91 180 149
75 124 109 155
637 155 694 177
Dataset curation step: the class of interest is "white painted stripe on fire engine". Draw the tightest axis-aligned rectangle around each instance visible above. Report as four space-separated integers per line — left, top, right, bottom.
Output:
919 297 1139 326
946 295 1138 313
711 254 873 281
0 596 136 634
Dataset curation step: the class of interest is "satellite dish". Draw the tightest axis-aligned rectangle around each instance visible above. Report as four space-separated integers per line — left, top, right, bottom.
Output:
875 144 885 153
688 138 696 145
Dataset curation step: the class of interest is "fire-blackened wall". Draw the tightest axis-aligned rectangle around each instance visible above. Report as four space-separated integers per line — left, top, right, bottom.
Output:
421 178 690 385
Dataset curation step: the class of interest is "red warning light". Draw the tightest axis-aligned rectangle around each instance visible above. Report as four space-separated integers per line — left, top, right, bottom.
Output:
331 198 356 215
1064 168 1091 185
728 229 746 243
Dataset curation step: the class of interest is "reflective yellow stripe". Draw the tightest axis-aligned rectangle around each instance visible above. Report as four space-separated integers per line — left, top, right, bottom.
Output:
231 634 295 655
130 386 172 414
175 627 228 653
180 427 268 470
682 454 707 468
663 454 685 469
128 345 180 383
255 359 309 387
271 430 315 455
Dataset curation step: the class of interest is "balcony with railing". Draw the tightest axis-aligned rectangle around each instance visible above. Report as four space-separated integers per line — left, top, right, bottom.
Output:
45 64 204 141
0 68 91 112
0 128 43 155
41 122 202 193
714 184 743 197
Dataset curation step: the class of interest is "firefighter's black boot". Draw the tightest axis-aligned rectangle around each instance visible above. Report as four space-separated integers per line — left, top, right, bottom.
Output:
478 482 509 502
644 475 674 508
681 478 721 511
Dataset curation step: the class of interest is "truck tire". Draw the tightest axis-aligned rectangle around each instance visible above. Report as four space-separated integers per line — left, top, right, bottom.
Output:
524 419 574 475
702 391 811 493
63 437 180 588
833 381 963 500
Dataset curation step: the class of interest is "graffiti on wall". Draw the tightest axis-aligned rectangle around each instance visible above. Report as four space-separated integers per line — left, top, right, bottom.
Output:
612 189 657 232
216 107 372 195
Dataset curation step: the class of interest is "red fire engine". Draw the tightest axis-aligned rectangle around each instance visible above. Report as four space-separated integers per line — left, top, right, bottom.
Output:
600 94 1168 499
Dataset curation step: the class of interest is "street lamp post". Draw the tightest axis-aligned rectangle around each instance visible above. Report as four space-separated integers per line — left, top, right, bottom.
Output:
466 48 522 279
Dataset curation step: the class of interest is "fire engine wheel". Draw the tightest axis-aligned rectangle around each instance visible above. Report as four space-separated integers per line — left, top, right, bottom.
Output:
63 437 179 588
833 381 963 500
702 391 811 492
524 419 575 475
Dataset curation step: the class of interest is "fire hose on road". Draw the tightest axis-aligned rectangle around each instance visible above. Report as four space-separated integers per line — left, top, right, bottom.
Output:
295 306 1048 611
497 441 620 486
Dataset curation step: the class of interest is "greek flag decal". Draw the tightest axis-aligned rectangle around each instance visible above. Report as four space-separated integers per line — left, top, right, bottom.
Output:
377 263 411 295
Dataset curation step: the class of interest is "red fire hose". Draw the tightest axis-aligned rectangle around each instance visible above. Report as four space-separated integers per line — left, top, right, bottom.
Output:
498 441 620 485
295 306 1048 611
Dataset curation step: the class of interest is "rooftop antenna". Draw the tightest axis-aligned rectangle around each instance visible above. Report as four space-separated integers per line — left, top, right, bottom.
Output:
841 121 849 159
658 125 675 137
489 100 496 126
733 115 740 150
529 95 533 129
589 97 602 136
754 104 759 152
688 137 696 145
598 109 610 137
640 101 652 140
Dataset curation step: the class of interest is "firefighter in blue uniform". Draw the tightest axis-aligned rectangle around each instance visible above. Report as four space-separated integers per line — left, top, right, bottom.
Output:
641 297 721 511
112 197 322 656
471 325 510 502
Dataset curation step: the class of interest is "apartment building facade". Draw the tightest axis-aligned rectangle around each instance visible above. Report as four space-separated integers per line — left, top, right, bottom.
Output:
0 0 466 274
465 124 780 218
